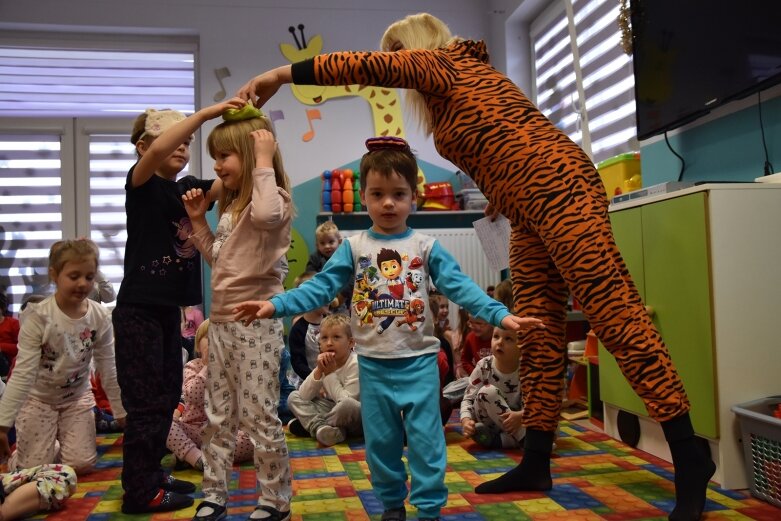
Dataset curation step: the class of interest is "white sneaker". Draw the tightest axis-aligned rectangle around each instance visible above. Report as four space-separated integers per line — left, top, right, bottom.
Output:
315 425 346 446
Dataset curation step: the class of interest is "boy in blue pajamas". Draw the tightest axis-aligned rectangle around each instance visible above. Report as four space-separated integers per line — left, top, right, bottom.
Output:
234 136 544 521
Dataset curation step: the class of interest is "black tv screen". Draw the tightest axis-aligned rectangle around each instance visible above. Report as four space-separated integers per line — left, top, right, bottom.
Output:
631 0 781 140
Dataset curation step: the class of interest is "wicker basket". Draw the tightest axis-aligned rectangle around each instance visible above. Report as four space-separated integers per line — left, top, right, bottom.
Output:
732 396 781 508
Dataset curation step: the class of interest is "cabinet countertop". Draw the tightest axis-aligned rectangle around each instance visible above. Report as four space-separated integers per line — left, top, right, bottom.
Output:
609 182 781 212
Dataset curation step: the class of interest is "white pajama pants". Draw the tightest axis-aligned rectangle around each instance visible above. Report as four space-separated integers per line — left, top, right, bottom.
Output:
471 384 525 445
11 392 97 473
201 319 291 512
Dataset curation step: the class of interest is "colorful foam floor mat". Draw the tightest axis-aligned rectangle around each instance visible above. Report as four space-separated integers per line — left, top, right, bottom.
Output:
40 420 781 520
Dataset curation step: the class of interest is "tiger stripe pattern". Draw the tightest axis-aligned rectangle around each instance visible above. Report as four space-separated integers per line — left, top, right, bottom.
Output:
309 40 689 432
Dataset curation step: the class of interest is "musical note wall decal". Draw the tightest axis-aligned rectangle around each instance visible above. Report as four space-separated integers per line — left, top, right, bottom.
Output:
213 67 231 101
269 110 285 123
302 108 321 142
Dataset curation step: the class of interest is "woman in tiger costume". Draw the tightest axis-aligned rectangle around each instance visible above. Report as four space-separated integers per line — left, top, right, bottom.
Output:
238 13 713 521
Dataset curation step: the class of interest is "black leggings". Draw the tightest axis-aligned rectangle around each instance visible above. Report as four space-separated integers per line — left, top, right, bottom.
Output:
113 303 183 505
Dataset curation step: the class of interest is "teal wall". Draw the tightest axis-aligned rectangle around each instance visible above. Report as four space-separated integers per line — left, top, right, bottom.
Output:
641 94 781 185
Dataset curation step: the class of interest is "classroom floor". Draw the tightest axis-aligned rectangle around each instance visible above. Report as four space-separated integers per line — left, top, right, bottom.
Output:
43 417 781 521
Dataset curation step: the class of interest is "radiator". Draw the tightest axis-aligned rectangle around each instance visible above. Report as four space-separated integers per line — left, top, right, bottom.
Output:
341 227 501 327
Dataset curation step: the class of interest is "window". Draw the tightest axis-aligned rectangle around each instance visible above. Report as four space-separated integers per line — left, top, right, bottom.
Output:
0 39 195 313
530 0 638 163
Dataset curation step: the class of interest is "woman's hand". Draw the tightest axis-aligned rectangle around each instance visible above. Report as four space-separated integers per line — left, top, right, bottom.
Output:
483 203 502 222
236 66 293 107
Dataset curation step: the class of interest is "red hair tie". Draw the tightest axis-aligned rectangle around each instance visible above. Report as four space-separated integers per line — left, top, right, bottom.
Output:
365 136 411 153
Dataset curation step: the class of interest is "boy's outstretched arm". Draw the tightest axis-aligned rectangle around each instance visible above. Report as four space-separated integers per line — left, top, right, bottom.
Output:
500 315 545 331
233 300 276 325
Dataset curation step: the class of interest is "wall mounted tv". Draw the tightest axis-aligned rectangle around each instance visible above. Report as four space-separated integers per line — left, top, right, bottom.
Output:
630 0 781 141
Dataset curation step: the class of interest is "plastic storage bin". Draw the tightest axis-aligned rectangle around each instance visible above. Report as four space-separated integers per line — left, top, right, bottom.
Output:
596 152 641 198
731 396 781 507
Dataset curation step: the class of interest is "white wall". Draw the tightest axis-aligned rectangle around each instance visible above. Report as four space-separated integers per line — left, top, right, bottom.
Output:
0 0 497 186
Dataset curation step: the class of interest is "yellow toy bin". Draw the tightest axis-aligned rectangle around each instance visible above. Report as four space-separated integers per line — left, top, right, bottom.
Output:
596 152 642 198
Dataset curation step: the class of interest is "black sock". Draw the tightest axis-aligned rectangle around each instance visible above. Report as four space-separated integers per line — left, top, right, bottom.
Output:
475 429 554 494
661 413 716 521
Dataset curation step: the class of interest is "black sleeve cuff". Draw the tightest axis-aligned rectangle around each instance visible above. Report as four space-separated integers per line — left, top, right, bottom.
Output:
291 58 317 85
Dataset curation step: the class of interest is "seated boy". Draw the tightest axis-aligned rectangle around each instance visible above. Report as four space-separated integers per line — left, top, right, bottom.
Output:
306 221 351 314
286 314 361 446
306 221 341 273
460 326 525 449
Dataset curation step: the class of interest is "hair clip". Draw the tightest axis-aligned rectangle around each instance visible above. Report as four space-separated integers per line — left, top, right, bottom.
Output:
365 136 411 153
140 109 186 140
223 103 264 122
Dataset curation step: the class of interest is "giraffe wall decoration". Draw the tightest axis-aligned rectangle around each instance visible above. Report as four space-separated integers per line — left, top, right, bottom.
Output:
280 24 405 139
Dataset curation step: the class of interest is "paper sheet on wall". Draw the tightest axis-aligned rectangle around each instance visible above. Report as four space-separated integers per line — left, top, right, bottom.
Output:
472 215 511 271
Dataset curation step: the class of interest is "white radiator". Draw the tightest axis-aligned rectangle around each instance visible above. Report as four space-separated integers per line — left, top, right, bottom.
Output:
341 227 501 326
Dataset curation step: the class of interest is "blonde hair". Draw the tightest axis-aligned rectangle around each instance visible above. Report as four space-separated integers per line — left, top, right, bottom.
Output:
207 117 293 224
380 13 461 135
48 239 99 277
315 220 340 240
195 318 210 357
320 313 352 338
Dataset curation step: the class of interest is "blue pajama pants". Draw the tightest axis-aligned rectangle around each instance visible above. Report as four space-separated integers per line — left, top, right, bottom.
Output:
358 353 447 518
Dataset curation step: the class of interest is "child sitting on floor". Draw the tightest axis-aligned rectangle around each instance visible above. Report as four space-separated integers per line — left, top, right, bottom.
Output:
0 464 77 520
165 320 253 470
460 326 525 449
286 314 361 447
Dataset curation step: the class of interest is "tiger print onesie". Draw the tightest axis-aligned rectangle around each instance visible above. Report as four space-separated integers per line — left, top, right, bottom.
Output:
291 40 689 433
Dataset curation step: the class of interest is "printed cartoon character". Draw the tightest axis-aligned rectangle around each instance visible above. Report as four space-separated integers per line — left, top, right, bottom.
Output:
358 254 379 283
79 327 97 349
353 299 373 326
404 257 425 296
377 248 405 299
172 218 198 259
353 272 378 302
396 298 426 331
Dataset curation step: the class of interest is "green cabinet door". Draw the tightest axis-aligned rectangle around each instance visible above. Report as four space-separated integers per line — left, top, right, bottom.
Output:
598 193 716 438
642 193 716 438
599 207 648 417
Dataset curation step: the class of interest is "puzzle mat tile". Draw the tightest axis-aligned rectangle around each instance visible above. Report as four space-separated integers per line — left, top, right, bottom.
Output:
36 420 781 520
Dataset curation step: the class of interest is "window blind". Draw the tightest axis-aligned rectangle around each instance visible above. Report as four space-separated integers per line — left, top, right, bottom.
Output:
0 43 195 314
0 48 194 117
531 0 638 164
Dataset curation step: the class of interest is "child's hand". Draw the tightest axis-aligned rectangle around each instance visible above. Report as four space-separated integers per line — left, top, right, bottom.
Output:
251 129 276 169
233 300 275 325
203 96 246 120
317 352 337 375
182 188 209 220
461 418 476 437
501 314 545 331
500 410 524 433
